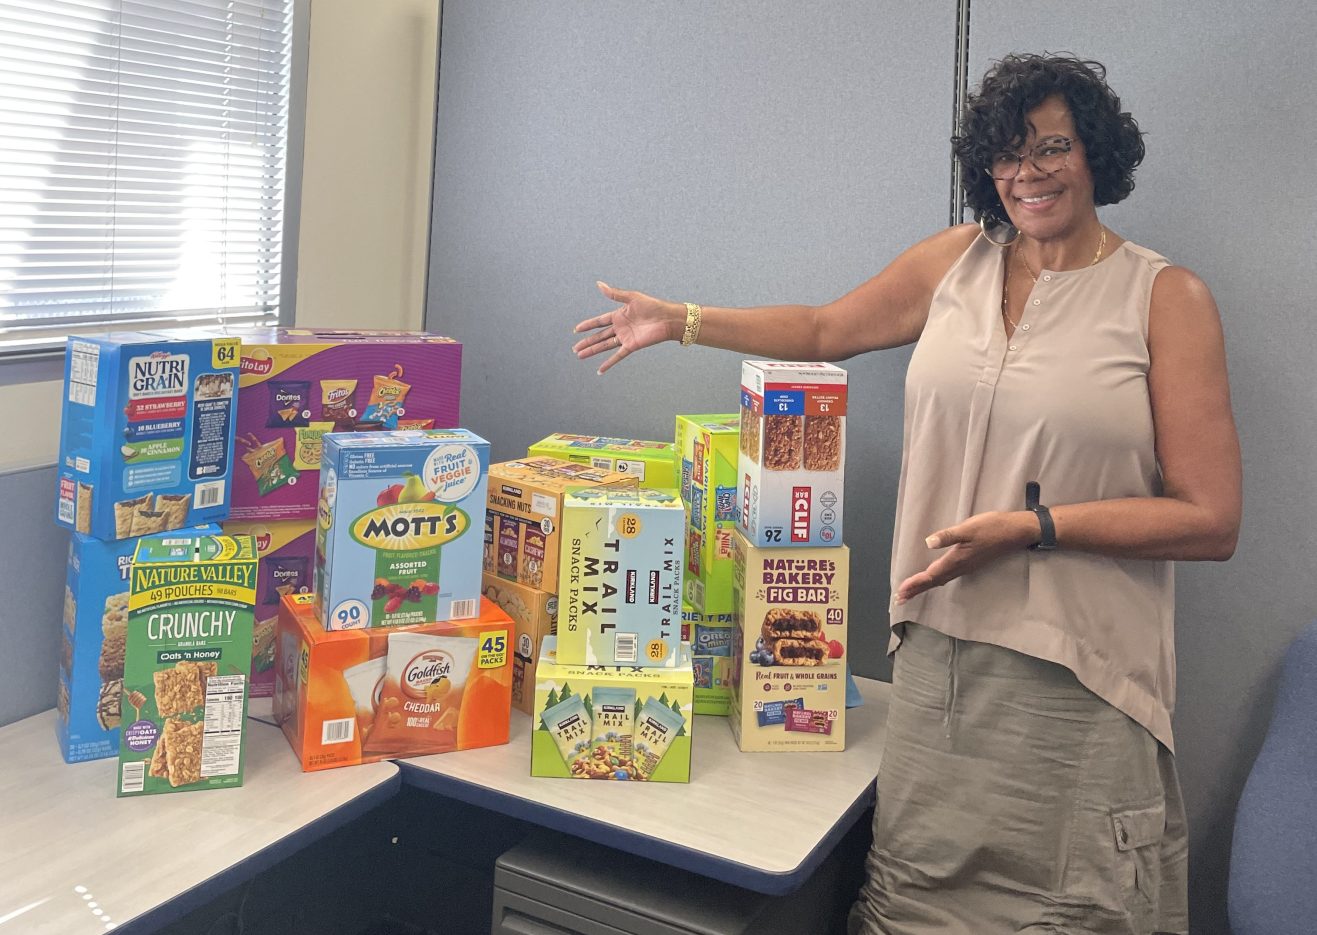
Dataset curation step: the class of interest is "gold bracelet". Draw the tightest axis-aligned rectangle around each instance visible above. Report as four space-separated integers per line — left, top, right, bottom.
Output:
680 302 702 346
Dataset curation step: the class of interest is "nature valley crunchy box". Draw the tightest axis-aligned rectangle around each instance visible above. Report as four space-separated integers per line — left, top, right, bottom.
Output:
528 434 678 489
482 574 557 715
675 413 740 613
117 534 258 796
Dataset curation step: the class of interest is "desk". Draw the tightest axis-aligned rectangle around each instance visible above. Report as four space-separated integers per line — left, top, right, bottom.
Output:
399 676 890 895
0 712 399 935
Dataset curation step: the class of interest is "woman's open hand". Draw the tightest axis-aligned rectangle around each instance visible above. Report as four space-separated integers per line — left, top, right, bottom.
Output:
894 510 1037 604
573 281 683 374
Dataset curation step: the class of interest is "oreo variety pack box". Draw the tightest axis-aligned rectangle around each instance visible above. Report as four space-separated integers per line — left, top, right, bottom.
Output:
682 604 734 716
232 329 463 521
56 331 241 540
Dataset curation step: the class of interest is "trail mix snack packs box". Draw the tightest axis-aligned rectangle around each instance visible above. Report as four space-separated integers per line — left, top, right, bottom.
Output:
729 531 848 752
56 524 219 763
222 519 316 698
557 488 684 667
316 429 488 629
675 413 740 613
738 361 847 548
56 331 241 540
485 457 637 591
527 434 678 489
275 593 513 771
682 604 734 716
532 636 693 782
482 573 557 715
116 533 258 796
232 329 463 520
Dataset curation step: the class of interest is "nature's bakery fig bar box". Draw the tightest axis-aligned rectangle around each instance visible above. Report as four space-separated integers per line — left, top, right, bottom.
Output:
56 331 241 540
117 533 258 796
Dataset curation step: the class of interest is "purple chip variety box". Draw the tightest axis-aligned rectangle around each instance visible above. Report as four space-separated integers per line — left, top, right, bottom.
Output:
232 330 463 520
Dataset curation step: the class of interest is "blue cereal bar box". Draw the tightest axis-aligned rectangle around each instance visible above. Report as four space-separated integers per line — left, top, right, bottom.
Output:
557 488 684 667
56 331 241 540
316 429 489 629
56 525 219 763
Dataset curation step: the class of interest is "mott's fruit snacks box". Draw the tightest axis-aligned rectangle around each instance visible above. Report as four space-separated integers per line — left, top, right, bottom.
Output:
557 488 684 668
316 429 488 629
738 361 847 548
675 413 740 614
222 519 316 698
276 593 513 771
729 531 848 752
232 330 462 520
117 534 258 796
485 457 637 591
56 524 219 763
482 573 557 715
56 331 241 540
682 604 734 716
527 434 678 489
532 636 693 782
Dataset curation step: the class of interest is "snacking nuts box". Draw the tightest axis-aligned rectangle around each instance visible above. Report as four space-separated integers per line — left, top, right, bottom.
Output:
232 329 463 520
527 434 679 489
682 604 734 717
56 331 241 540
482 573 557 715
276 593 513 771
532 636 693 782
316 429 488 629
738 361 847 548
675 413 740 613
729 531 848 752
557 488 684 668
117 533 258 796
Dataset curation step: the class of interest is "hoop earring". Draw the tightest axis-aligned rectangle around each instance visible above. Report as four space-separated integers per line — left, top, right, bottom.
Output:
978 214 1019 246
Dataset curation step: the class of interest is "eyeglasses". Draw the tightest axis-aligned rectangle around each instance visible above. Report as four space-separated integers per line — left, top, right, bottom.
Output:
985 136 1073 180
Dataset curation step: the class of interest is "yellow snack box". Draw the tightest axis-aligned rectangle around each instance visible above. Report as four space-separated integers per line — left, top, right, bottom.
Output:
528 434 678 489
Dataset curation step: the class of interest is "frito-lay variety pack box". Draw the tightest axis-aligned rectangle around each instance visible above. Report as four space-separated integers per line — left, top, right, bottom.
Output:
484 457 637 591
56 525 218 763
56 331 241 540
532 636 692 782
682 604 734 716
276 593 513 771
557 488 684 668
729 532 847 752
527 434 678 489
738 361 847 548
316 429 488 629
222 519 315 698
482 573 557 715
675 413 740 613
232 329 463 520
117 534 258 796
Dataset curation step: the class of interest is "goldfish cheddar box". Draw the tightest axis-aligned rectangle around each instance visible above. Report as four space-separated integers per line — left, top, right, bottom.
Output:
276 593 513 771
527 434 679 489
316 429 488 629
675 413 740 613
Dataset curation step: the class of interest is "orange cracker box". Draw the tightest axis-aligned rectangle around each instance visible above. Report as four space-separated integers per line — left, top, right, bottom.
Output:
482 573 557 715
275 593 513 771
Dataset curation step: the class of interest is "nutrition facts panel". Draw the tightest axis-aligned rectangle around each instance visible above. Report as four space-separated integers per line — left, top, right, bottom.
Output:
68 341 99 405
201 674 246 777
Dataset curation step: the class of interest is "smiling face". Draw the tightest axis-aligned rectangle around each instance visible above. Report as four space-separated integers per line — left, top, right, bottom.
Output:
993 94 1098 242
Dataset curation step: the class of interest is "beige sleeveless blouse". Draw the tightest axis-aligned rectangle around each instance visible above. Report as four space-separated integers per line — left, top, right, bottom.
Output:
889 233 1177 750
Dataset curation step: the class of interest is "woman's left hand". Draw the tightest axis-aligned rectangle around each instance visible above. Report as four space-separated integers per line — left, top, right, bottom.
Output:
894 511 1037 604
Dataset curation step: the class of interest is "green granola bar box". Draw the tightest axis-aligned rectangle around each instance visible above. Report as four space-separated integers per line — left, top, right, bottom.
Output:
117 533 258 797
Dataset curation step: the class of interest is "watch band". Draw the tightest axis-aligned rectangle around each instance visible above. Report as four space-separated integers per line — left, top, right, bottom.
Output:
1025 481 1057 551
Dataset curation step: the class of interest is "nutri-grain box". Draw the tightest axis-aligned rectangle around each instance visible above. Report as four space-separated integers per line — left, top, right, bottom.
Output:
482 573 557 715
316 429 488 630
56 331 241 540
231 329 462 521
556 488 683 668
117 533 258 796
675 413 739 613
527 434 678 489
729 531 847 752
738 361 846 548
682 604 734 716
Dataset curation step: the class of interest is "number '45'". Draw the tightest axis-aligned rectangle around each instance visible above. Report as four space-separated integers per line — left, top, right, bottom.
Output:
482 635 506 654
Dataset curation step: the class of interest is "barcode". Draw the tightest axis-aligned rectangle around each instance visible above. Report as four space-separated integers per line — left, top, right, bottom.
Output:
121 761 146 794
322 717 354 745
615 632 638 663
450 598 477 619
195 481 225 508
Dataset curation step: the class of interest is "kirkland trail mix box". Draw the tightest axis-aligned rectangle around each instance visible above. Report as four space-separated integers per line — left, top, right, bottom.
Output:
675 414 740 613
527 434 678 489
232 330 462 520
117 534 258 796
56 331 241 540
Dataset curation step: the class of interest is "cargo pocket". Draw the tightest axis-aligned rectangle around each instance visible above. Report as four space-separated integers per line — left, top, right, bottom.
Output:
1111 799 1165 910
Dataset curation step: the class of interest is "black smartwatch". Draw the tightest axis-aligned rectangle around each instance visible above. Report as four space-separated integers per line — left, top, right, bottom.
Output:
1025 481 1057 551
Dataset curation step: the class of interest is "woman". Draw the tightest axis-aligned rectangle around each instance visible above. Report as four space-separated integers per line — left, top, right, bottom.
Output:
573 54 1240 935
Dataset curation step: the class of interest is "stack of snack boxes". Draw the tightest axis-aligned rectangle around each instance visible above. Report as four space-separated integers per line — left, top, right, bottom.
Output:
730 362 849 752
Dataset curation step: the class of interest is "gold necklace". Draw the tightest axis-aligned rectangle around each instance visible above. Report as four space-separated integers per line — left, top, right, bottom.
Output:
1003 227 1107 330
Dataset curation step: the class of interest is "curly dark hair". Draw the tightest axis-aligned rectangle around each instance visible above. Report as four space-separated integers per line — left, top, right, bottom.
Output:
953 54 1145 227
